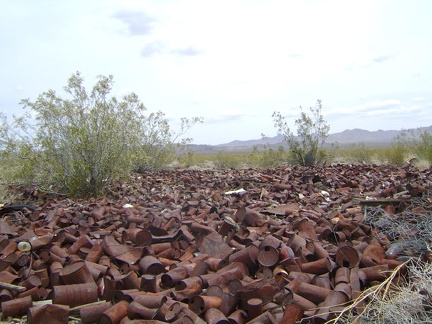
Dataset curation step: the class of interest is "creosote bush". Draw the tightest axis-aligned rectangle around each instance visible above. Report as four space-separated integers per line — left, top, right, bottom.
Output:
414 131 432 163
0 72 202 197
387 128 432 165
214 150 244 169
273 99 330 165
343 143 375 164
133 112 203 172
248 135 288 168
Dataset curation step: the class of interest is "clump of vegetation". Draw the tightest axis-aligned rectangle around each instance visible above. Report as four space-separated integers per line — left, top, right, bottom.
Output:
386 130 412 165
333 259 432 324
0 72 202 198
273 99 330 165
214 149 244 169
333 143 385 165
413 131 432 163
344 143 374 164
176 150 197 169
247 134 288 168
330 201 432 323
134 112 203 172
250 145 287 168
386 128 432 165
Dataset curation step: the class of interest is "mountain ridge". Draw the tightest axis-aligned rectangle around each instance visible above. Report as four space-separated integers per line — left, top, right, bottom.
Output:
219 126 432 147
188 126 432 153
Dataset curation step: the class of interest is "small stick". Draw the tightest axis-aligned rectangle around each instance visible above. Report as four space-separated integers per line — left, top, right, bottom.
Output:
69 300 110 317
0 281 26 292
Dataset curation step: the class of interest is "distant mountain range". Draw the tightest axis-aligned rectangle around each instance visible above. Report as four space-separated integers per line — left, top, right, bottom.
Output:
188 126 432 154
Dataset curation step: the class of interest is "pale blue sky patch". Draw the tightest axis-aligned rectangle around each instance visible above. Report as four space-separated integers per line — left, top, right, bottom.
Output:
171 47 202 56
113 10 155 36
141 42 165 57
1 0 431 144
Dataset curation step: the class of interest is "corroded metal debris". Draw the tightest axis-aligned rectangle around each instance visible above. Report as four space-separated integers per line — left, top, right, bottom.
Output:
0 164 431 323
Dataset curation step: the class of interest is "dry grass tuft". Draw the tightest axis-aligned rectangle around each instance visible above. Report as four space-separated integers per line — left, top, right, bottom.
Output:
329 196 432 324
330 257 432 323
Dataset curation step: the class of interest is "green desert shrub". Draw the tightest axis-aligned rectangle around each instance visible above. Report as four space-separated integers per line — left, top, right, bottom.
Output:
343 143 375 164
0 72 202 197
414 131 432 163
386 129 432 165
249 144 287 168
133 113 203 172
214 150 243 169
273 99 330 165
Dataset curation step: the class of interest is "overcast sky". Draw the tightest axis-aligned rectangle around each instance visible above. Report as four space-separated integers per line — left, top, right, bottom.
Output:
1 1 431 145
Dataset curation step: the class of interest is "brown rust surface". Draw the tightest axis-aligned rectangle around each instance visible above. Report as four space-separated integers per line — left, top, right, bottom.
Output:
0 164 431 322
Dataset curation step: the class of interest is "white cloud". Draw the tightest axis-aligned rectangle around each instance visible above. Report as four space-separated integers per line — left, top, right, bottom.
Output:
205 111 255 124
140 42 165 57
0 1 432 144
112 10 155 36
354 100 401 111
